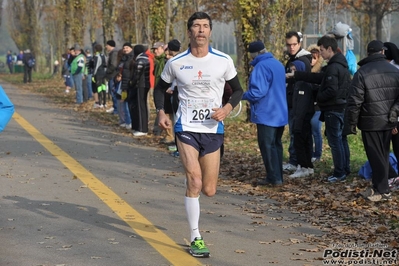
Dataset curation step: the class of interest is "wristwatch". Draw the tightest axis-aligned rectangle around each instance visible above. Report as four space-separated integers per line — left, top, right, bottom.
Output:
156 108 164 113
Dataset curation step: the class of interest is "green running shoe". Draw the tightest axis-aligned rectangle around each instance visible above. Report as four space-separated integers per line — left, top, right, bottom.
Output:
189 237 210 258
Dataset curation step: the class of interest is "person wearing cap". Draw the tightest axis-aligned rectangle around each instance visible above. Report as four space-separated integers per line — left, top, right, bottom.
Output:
242 41 287 186
283 31 312 173
105 40 120 114
151 41 167 136
289 35 351 183
346 40 399 202
154 12 243 258
70 44 85 104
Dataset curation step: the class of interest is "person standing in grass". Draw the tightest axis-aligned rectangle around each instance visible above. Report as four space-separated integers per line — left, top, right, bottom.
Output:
154 12 243 257
346 40 399 202
243 41 288 186
288 35 351 183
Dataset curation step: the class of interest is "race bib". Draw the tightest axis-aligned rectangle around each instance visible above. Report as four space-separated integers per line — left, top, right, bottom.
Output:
187 99 214 124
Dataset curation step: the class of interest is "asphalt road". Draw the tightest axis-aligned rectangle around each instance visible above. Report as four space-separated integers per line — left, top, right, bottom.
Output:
0 80 324 266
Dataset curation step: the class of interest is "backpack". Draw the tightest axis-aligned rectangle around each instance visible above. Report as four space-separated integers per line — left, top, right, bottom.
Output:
28 58 35 68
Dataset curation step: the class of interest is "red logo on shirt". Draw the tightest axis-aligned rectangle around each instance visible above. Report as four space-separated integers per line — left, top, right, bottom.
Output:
198 70 203 79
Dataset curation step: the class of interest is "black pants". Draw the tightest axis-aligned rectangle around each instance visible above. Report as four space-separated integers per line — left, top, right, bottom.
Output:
293 119 313 169
130 87 149 133
362 130 391 194
24 67 32 83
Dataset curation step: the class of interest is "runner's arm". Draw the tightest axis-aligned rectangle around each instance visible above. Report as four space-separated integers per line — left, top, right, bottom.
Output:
226 75 244 109
154 78 172 111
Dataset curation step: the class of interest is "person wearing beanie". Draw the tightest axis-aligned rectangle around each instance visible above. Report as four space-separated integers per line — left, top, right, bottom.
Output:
153 12 244 258
346 39 399 201
243 41 287 185
383 42 399 69
106 40 116 48
128 44 151 136
120 41 135 127
166 39 181 53
105 39 120 114
123 42 133 49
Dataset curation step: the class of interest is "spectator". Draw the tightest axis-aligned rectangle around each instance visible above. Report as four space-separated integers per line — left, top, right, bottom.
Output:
129 44 151 136
61 53 73 93
307 44 324 163
243 41 288 186
70 44 85 104
288 60 315 178
120 42 135 127
6 50 14 74
346 40 399 201
283 31 312 173
85 49 93 100
105 40 120 114
22 49 34 83
151 41 166 136
288 35 351 183
162 39 181 145
91 44 107 108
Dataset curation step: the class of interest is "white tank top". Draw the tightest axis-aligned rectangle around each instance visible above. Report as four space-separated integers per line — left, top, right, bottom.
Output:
161 47 237 134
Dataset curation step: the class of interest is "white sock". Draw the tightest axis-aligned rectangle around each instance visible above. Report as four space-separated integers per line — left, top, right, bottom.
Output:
185 196 201 242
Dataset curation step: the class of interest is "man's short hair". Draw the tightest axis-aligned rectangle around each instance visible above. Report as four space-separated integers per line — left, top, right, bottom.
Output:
285 31 302 43
317 35 338 52
187 12 212 31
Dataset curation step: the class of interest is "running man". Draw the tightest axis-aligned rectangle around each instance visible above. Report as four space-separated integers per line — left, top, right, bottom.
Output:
153 12 243 257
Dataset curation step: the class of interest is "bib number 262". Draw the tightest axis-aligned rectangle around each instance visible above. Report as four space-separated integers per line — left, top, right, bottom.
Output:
192 108 211 122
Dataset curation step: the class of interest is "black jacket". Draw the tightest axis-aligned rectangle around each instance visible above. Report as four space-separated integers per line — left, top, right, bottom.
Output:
23 52 34 68
294 52 351 112
120 51 135 91
292 80 315 132
105 48 119 80
285 49 312 109
130 53 150 89
346 54 399 131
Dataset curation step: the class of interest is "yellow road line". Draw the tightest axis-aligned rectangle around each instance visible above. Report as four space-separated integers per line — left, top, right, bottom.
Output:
12 112 202 266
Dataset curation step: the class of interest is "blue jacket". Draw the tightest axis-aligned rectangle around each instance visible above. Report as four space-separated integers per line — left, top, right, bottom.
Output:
0 86 15 132
243 52 288 127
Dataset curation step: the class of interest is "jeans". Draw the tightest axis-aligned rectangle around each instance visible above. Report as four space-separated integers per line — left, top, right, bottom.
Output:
342 135 351 174
108 79 118 113
257 124 284 185
117 100 131 125
324 111 346 177
72 73 83 104
86 74 93 99
311 111 322 159
288 109 297 165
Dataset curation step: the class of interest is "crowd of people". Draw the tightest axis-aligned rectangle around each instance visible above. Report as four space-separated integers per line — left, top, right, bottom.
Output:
244 32 399 204
5 49 35 83
60 38 183 139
